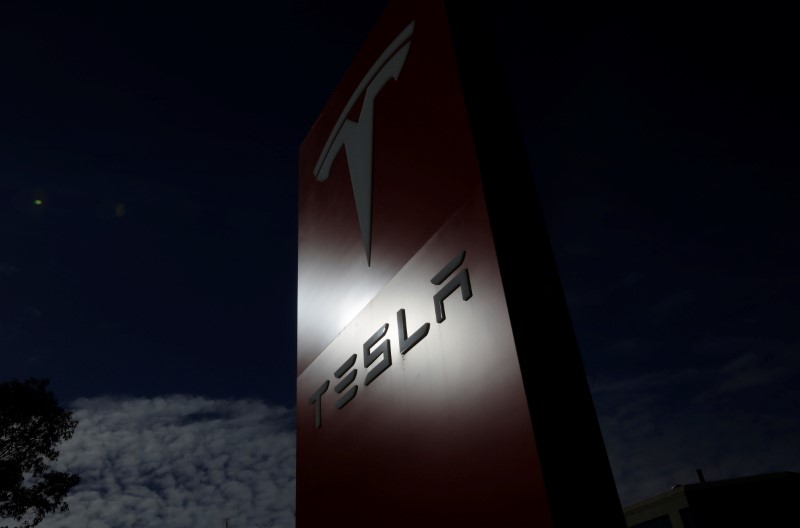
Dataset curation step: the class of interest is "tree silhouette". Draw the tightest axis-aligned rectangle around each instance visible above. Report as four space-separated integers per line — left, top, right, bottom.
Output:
0 378 80 528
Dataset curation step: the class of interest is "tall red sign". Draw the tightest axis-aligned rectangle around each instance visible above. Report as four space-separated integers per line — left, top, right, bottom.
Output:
297 2 624 526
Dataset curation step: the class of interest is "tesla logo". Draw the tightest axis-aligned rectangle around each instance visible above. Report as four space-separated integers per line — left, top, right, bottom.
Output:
313 22 415 266
309 251 473 429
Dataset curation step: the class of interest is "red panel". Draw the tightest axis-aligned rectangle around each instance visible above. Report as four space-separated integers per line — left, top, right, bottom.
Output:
298 1 472 374
298 1 553 525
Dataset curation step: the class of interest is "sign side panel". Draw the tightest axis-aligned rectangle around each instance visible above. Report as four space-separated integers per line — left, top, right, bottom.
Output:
445 1 627 525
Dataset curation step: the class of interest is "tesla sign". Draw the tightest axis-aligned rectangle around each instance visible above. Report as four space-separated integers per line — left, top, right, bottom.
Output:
297 1 624 526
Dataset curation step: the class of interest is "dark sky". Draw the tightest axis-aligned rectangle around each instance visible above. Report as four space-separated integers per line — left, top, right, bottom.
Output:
1 1 385 407
2 0 798 520
496 5 800 503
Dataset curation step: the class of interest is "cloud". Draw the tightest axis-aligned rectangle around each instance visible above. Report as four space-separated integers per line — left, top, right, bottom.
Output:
37 395 295 528
0 262 17 275
598 393 800 507
591 346 800 506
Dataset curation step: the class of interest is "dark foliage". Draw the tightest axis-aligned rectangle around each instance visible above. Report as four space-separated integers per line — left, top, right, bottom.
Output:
0 378 80 528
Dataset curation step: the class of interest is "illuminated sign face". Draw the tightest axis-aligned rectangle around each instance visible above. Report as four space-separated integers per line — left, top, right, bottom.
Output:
298 1 622 526
307 249 471 429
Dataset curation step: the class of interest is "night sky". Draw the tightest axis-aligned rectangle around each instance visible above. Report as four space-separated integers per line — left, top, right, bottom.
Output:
2 2 798 526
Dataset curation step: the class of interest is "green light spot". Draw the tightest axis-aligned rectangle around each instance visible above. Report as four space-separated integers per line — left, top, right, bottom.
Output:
33 199 43 206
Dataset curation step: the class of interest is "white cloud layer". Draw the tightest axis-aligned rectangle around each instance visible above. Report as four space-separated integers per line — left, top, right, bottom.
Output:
37 395 295 528
18 376 797 525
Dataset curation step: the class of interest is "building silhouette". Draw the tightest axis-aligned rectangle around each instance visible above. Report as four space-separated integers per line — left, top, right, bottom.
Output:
624 471 800 527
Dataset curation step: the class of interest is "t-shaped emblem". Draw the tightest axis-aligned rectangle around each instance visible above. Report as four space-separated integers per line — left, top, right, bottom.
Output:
313 22 415 266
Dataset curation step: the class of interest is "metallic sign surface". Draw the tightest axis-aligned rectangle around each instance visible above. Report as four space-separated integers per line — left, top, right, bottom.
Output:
298 1 622 526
